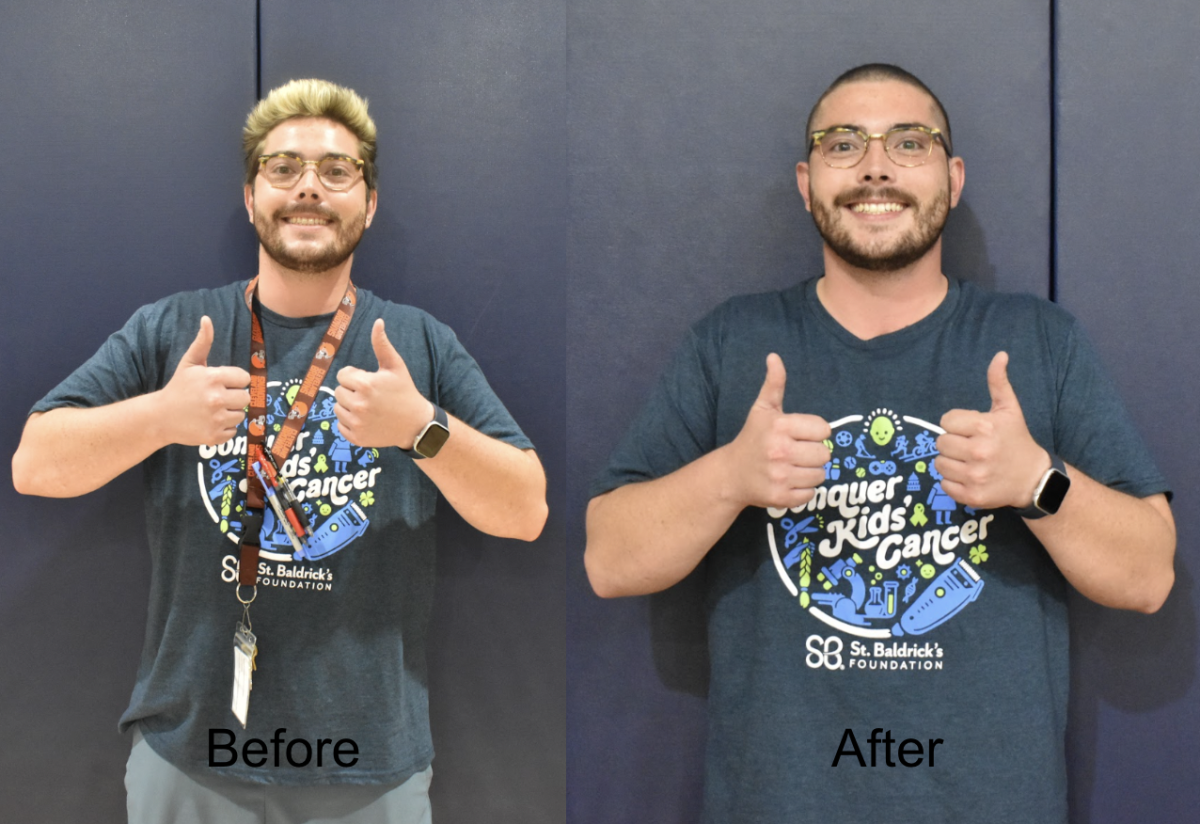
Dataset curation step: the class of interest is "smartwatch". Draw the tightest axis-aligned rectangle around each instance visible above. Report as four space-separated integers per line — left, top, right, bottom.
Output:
1015 454 1070 519
405 404 450 459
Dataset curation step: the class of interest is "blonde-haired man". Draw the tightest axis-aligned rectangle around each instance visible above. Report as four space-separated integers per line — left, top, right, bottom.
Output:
13 78 547 823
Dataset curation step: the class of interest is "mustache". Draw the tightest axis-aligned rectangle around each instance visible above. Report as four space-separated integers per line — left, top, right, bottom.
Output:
274 204 340 222
833 186 914 208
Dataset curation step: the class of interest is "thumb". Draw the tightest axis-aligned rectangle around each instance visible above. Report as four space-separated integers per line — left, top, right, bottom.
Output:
181 316 213 367
755 353 787 411
987 351 1019 412
371 319 405 371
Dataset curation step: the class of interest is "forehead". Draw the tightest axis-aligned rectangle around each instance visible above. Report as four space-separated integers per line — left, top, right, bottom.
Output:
813 80 943 133
261 117 361 157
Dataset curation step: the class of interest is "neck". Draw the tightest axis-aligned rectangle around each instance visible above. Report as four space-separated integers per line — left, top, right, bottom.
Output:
816 242 949 340
255 249 354 317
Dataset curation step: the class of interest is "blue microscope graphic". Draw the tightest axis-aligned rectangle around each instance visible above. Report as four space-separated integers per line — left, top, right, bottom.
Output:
813 553 899 626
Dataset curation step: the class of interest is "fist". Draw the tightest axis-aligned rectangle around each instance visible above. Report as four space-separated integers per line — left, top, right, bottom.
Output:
935 351 1049 509
334 319 434 449
725 353 831 510
163 316 251 446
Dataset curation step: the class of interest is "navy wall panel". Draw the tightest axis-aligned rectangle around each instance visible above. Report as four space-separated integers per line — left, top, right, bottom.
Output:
566 2 1051 821
1055 3 1200 821
0 2 256 822
257 2 566 821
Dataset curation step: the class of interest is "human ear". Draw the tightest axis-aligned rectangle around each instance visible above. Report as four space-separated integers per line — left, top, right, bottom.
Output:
364 188 378 228
948 157 965 208
795 162 813 213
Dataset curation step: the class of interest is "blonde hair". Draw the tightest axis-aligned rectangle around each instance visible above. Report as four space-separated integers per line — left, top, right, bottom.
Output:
243 79 378 190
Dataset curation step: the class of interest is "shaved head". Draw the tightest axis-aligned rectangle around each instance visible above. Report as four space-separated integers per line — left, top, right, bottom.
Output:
807 64 952 156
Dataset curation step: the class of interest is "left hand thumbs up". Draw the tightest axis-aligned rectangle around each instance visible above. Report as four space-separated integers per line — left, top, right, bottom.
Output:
371 317 407 373
335 319 434 449
986 351 1020 414
935 352 1049 510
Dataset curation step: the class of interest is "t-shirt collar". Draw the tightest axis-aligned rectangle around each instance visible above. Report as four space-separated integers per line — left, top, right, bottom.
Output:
803 275 961 351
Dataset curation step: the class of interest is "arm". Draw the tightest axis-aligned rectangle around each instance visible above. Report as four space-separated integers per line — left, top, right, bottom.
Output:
15 400 172 497
1025 470 1173 613
333 318 547 542
585 354 830 598
416 415 546 542
12 317 250 498
586 446 747 598
937 352 1175 613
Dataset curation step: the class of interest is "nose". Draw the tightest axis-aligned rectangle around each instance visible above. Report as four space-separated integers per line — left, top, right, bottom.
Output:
295 163 322 200
857 135 892 183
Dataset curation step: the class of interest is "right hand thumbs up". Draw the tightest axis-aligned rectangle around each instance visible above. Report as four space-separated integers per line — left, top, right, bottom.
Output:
181 315 215 367
754 352 787 412
161 316 252 447
725 353 832 510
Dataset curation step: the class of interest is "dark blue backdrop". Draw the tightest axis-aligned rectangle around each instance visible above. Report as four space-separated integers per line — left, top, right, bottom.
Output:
1056 3 1200 821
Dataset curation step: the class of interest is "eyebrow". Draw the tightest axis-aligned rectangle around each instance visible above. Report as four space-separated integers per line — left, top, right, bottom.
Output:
816 122 936 134
265 150 359 161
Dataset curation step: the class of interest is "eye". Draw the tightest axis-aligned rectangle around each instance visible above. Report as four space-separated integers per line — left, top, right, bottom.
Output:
821 130 865 156
826 136 865 155
889 132 931 154
267 158 300 175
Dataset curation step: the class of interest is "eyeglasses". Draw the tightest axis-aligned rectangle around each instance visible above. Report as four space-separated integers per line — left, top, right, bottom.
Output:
808 126 949 169
257 152 366 191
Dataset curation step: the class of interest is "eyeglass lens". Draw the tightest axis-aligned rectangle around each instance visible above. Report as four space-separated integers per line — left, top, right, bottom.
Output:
820 129 936 168
261 156 361 190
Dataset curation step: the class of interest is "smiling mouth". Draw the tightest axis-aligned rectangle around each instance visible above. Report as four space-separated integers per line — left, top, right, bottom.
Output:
848 202 906 215
283 216 332 226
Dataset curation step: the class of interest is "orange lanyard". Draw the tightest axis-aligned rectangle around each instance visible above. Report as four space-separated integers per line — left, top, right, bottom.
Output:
237 277 357 587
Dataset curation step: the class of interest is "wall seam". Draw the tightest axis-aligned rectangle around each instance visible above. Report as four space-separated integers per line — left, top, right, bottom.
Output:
1049 0 1058 302
255 0 263 100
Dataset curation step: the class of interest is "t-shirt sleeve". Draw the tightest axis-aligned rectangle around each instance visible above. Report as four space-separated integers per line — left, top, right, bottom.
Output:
589 318 723 500
1052 318 1170 500
29 303 164 415
423 316 534 451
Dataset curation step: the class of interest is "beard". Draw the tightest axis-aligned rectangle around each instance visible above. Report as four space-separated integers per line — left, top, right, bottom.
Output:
253 201 367 275
810 183 949 273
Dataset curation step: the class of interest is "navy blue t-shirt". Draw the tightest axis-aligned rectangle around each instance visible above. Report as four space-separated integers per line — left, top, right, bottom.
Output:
32 281 533 786
591 277 1168 823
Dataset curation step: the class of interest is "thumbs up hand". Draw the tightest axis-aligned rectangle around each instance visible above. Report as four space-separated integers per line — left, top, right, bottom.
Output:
724 353 831 510
162 316 252 446
335 319 435 449
935 351 1050 509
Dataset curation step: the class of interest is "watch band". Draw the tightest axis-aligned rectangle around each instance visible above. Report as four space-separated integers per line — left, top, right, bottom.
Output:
403 404 450 459
1014 454 1070 519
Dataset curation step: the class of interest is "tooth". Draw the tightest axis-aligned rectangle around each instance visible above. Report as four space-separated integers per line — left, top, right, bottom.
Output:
851 203 902 214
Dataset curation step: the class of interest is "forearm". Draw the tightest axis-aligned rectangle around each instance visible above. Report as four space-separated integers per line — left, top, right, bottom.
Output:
12 396 172 498
1027 465 1175 613
415 413 547 541
584 446 748 598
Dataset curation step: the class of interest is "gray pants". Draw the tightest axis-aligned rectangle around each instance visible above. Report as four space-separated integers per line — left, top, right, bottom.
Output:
126 726 433 824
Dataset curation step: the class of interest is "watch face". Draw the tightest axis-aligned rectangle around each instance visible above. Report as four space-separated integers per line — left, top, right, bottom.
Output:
1037 470 1071 515
416 422 451 458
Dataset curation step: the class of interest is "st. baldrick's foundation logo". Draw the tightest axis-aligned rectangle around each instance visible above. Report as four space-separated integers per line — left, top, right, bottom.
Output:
767 408 995 639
